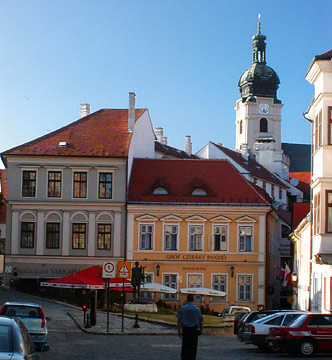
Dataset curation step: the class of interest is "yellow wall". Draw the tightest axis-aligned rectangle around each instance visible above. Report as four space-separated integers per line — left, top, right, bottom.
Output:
128 205 270 312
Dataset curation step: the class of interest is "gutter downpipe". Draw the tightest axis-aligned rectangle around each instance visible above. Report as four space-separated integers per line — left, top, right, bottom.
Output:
302 112 313 311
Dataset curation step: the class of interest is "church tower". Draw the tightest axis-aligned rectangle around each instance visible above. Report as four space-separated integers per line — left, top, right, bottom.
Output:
235 16 289 180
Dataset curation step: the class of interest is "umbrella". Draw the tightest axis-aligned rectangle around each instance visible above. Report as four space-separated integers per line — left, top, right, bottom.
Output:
140 282 177 294
180 287 226 297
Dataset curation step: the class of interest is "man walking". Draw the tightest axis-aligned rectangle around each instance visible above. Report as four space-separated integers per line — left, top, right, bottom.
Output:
176 294 203 360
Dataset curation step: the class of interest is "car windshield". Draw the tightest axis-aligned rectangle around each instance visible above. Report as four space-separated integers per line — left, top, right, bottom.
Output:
288 314 308 327
4 305 41 318
0 324 12 352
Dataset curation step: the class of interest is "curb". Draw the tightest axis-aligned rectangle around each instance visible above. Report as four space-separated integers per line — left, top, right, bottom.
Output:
68 311 177 336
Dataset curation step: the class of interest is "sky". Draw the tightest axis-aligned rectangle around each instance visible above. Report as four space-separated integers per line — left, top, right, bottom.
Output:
1 0 331 168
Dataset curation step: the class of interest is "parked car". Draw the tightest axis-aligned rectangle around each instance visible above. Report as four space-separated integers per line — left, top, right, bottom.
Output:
219 305 250 320
233 312 249 334
268 313 332 357
241 311 303 350
0 302 49 350
237 309 297 342
0 315 39 359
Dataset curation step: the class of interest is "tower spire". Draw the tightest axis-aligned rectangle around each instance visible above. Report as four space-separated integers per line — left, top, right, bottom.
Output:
258 13 261 33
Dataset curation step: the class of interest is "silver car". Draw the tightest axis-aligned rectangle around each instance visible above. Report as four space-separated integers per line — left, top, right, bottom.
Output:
0 315 39 360
0 302 48 350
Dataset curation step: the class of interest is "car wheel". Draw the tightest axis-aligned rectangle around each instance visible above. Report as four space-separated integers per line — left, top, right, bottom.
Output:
298 339 315 357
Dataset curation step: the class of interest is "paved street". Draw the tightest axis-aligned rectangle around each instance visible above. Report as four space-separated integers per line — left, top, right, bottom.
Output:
1 288 332 360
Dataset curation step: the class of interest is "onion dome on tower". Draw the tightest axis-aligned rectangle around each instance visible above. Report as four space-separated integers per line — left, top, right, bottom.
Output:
238 16 280 103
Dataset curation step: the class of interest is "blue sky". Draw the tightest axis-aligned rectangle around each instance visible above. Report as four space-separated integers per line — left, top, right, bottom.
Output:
1 0 331 167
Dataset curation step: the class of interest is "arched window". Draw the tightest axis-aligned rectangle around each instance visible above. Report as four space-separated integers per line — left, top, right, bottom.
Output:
260 118 268 132
192 188 207 196
239 120 243 134
153 187 168 195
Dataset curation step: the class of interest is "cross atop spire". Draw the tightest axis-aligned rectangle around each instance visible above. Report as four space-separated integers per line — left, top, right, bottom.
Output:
258 13 261 33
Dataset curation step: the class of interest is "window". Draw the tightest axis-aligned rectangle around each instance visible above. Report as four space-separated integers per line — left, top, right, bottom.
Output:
239 120 242 134
214 225 227 251
48 171 62 197
72 223 86 249
188 274 202 301
73 172 87 198
164 225 178 250
262 181 266 190
281 225 291 238
22 171 36 197
266 315 283 326
189 225 203 250
314 111 322 151
21 222 35 248
163 274 177 300
308 315 332 326
140 274 153 300
153 187 168 195
139 224 153 250
212 274 227 301
326 191 332 233
97 224 112 250
98 173 112 199
238 275 252 301
271 185 275 199
46 223 60 249
260 118 268 132
314 193 321 235
239 226 253 252
192 188 207 196
329 107 332 145
279 187 282 200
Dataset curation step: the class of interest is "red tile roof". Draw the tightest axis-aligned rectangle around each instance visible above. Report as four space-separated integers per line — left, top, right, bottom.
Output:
129 159 271 205
292 202 310 230
290 172 311 201
212 143 286 188
1 109 146 161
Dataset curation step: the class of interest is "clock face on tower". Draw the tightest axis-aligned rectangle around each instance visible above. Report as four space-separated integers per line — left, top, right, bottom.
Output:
259 103 270 114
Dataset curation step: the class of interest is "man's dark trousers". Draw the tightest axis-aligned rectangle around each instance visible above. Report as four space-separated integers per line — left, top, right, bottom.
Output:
181 326 198 360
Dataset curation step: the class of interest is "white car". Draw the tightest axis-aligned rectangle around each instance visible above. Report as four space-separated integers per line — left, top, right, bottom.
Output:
242 311 303 350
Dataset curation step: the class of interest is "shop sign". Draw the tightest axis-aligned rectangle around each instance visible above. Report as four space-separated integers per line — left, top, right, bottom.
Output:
165 254 227 261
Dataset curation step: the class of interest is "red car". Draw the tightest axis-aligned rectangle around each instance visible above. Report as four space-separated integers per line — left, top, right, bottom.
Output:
268 313 332 356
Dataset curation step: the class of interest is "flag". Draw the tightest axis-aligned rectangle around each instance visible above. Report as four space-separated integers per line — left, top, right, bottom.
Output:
282 263 292 287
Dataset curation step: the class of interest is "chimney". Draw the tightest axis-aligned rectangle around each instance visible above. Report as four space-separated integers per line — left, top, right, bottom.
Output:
162 136 168 145
241 143 249 160
128 92 136 132
155 128 164 143
80 104 90 118
185 135 192 155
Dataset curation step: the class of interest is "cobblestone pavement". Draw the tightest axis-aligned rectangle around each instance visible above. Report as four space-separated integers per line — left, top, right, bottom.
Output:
0 287 175 334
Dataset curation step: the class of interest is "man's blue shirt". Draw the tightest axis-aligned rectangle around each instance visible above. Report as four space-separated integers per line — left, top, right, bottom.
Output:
176 302 203 327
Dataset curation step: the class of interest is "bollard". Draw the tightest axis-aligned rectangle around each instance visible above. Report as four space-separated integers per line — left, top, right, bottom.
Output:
85 313 91 328
133 313 140 328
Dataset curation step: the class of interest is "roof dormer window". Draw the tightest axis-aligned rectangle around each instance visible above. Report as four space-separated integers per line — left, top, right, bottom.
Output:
153 187 168 195
192 188 207 196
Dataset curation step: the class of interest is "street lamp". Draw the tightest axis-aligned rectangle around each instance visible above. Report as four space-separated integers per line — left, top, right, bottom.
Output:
230 266 235 278
156 264 160 276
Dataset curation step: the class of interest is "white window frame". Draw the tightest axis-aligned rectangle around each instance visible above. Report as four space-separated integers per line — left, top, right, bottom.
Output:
140 272 154 300
71 168 89 200
20 167 39 198
139 223 154 250
188 224 204 251
212 224 228 251
237 274 253 302
163 223 179 251
163 272 178 300
46 169 63 199
237 224 254 252
96 168 115 200
211 273 228 301
187 273 203 301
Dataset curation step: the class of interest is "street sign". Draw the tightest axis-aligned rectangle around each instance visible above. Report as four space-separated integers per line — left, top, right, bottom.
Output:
117 261 131 279
102 261 117 278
